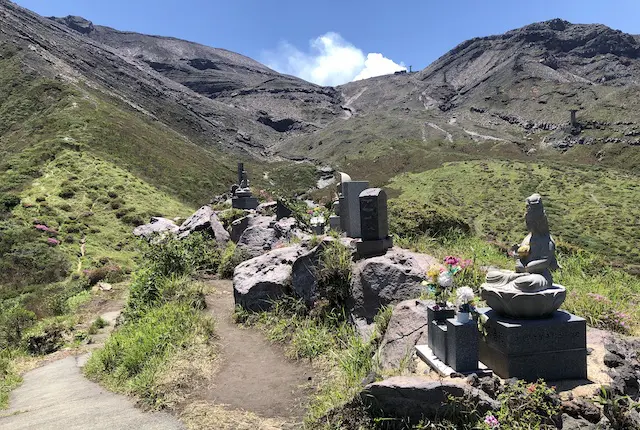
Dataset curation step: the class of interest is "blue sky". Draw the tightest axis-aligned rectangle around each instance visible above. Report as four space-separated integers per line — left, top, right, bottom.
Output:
13 0 640 85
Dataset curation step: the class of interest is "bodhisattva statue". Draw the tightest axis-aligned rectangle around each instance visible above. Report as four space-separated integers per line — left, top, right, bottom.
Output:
481 193 566 319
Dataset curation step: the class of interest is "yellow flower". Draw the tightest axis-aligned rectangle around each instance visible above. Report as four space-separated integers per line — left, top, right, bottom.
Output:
517 245 530 258
427 267 441 279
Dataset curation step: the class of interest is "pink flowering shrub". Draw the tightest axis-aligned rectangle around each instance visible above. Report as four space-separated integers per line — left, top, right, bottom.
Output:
46 238 60 246
34 224 59 235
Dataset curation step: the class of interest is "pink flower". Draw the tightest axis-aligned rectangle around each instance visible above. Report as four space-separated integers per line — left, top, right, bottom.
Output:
484 414 499 428
35 224 50 232
47 238 60 246
444 256 460 266
460 259 473 268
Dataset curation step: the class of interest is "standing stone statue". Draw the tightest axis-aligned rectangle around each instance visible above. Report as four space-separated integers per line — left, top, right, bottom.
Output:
481 193 566 318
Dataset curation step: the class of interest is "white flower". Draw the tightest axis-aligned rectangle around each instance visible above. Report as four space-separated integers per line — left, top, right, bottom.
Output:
438 272 453 288
456 287 475 306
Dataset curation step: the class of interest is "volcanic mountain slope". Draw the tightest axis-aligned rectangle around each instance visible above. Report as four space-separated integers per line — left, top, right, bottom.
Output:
278 19 640 172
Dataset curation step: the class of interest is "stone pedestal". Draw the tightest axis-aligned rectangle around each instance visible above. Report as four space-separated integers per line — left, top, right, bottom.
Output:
342 181 369 238
356 236 393 257
329 215 341 231
427 305 455 352
478 308 587 381
446 318 479 373
232 196 258 209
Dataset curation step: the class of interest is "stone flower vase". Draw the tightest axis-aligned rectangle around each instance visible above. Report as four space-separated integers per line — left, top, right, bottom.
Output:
456 311 471 324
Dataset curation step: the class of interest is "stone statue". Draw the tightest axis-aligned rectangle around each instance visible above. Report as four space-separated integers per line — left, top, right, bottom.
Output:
481 194 566 318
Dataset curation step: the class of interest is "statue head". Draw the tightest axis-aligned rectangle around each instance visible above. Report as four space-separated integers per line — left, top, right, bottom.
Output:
524 193 550 235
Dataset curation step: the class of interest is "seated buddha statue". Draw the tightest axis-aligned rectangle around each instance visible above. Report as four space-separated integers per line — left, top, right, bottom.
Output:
481 194 565 318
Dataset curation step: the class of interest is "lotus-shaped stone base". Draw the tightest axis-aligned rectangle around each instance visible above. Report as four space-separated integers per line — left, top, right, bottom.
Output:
480 284 566 319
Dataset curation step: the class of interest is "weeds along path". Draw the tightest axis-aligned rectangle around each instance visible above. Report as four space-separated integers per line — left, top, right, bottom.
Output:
204 280 314 422
0 309 184 430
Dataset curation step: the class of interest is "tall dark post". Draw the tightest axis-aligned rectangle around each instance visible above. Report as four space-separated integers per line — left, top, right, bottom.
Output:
569 109 578 126
409 65 412 73
237 163 244 185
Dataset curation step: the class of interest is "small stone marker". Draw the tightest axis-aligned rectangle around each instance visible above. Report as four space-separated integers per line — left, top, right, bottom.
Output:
276 200 293 220
356 188 393 257
329 201 341 231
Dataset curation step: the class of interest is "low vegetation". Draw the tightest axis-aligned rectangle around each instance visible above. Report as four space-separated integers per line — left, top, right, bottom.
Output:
389 160 640 270
84 234 217 409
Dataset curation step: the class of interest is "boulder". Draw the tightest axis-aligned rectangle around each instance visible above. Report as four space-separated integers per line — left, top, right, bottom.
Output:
291 240 331 306
605 336 640 400
349 248 436 323
238 225 278 258
561 414 598 430
177 205 214 239
233 245 306 311
256 201 277 215
133 217 179 239
361 377 498 423
378 299 432 371
209 212 230 243
561 398 601 424
230 216 250 243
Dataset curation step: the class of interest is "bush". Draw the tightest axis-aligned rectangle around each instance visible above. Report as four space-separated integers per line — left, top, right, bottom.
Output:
217 208 246 230
0 221 70 287
122 270 206 322
142 232 220 277
83 265 124 286
389 200 471 238
0 193 20 213
23 317 71 355
88 316 108 335
490 380 560 429
218 242 251 279
315 241 353 309
0 304 36 349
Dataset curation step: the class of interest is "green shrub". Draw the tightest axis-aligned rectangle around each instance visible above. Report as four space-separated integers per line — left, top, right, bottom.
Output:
389 200 471 238
123 270 205 322
217 208 246 230
23 317 72 355
0 193 20 213
88 316 108 335
218 242 251 278
142 232 220 277
0 221 70 287
0 349 23 409
316 240 353 308
83 265 124 286
0 304 36 349
490 379 560 429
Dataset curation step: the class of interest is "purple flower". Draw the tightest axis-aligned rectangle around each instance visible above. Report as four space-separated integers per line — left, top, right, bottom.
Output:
47 238 60 246
484 414 499 428
35 224 50 232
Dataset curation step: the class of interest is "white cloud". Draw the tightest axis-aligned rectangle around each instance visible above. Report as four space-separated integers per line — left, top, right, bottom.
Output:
263 32 406 86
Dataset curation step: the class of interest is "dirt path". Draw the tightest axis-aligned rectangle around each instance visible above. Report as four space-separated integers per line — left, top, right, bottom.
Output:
0 310 183 430
204 280 314 422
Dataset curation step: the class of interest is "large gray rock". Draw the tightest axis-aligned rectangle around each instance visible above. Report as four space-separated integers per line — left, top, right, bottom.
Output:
133 217 178 239
361 377 498 423
236 215 279 257
561 414 598 430
378 299 433 371
349 248 436 323
210 212 230 243
233 245 306 311
291 239 334 306
177 205 214 239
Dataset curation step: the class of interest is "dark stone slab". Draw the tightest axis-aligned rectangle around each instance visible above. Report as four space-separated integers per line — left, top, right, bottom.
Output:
446 318 479 373
232 196 258 210
356 236 393 257
276 200 293 220
427 305 455 350
359 188 389 241
478 308 587 381
431 322 448 364
479 308 586 355
329 215 341 231
342 181 369 238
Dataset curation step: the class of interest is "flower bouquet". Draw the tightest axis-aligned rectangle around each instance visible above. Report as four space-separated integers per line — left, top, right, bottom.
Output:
422 255 467 309
455 286 476 323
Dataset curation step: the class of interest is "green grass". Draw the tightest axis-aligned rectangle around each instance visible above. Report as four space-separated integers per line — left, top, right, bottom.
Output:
84 302 215 408
0 349 23 409
389 160 640 269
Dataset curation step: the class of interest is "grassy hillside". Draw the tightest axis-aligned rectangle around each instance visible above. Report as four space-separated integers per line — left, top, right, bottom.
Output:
389 160 640 269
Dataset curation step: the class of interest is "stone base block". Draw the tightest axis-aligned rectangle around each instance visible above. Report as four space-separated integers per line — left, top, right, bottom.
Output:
356 236 393 257
427 306 455 350
431 322 448 364
478 308 587 381
232 197 258 210
329 216 341 231
446 318 479 373
311 224 325 235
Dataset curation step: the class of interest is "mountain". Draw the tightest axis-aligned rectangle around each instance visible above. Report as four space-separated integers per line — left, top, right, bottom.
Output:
278 19 640 173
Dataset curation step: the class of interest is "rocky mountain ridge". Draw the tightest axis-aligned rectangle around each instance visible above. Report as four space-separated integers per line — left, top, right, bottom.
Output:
3 0 640 173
